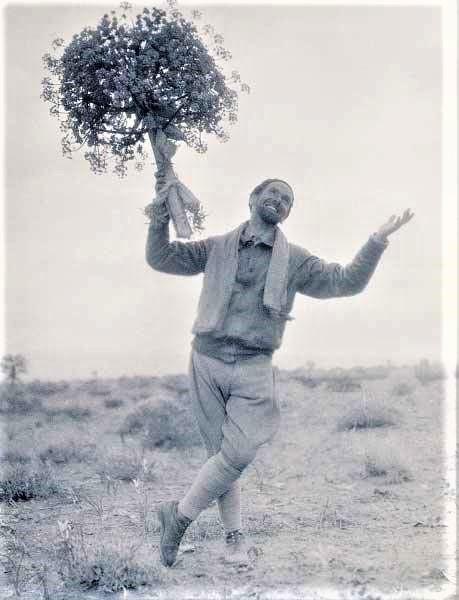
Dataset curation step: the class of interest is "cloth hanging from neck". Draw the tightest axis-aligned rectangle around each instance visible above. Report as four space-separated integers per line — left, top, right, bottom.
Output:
192 221 291 335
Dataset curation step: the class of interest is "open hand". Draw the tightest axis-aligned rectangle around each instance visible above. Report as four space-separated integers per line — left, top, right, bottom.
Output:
375 209 414 241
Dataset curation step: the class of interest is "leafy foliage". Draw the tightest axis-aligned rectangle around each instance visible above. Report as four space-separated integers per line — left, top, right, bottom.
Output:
1 354 27 383
41 1 248 177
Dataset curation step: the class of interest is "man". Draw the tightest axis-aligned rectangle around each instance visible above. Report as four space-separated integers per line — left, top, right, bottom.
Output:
146 163 414 568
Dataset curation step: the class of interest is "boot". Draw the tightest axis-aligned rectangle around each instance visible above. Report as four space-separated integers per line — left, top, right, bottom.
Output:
222 530 250 566
158 501 192 567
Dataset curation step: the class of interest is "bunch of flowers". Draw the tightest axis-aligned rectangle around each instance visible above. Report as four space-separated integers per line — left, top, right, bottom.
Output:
41 1 249 236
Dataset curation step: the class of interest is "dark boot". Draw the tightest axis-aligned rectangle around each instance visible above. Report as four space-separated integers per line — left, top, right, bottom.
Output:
158 501 192 567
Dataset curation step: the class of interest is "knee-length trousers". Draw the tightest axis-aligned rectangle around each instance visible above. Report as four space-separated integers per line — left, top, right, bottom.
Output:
188 349 281 473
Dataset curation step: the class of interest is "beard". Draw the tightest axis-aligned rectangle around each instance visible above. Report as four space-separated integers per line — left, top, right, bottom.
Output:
258 203 283 225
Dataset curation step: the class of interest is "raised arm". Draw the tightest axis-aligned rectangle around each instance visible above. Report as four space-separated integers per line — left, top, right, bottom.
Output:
145 174 209 276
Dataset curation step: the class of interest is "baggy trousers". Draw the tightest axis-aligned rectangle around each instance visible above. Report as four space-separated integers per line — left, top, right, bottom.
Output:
180 349 281 527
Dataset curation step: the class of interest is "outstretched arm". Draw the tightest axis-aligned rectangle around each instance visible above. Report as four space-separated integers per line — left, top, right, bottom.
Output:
296 209 414 299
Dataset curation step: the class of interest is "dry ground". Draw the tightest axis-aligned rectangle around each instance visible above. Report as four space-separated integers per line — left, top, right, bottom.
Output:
0 364 456 599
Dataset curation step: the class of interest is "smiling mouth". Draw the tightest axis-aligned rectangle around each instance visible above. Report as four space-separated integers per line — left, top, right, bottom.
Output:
264 204 279 213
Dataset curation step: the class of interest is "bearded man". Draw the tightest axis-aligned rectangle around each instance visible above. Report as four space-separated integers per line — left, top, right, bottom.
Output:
146 158 413 568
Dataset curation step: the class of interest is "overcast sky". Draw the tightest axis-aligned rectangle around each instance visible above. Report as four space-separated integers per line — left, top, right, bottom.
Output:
4 3 443 379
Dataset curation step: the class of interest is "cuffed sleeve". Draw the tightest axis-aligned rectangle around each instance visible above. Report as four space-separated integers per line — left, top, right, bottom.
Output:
145 207 209 276
295 235 388 299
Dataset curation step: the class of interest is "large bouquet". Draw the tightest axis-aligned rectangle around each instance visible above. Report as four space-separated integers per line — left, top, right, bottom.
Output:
41 1 249 237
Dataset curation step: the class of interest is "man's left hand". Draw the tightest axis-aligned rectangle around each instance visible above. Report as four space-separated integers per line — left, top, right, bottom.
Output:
375 209 414 242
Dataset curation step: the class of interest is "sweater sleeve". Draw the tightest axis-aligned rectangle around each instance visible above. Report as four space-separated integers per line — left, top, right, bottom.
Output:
295 234 388 299
145 205 209 276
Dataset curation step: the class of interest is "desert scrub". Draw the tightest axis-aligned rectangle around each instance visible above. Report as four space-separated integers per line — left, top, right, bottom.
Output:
54 521 160 593
43 405 92 422
96 448 155 482
0 462 64 502
26 379 69 397
39 441 94 465
1 449 32 465
160 373 189 394
414 359 445 386
119 401 201 449
391 381 414 396
104 397 124 409
0 383 41 415
326 376 361 393
337 403 397 432
362 446 412 484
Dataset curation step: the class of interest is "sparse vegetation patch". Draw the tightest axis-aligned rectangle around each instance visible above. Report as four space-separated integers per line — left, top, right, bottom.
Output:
0 463 64 502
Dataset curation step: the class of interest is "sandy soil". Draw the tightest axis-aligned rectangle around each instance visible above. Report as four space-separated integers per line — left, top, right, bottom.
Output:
0 366 456 599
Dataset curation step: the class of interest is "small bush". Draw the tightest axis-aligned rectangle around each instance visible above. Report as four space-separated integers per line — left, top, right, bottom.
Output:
414 359 445 386
292 373 320 388
96 450 155 482
337 404 396 431
55 526 159 593
26 380 69 397
327 377 361 393
0 463 64 502
43 405 92 421
39 442 94 465
363 449 412 484
0 384 41 414
117 375 157 390
104 397 124 409
1 450 32 465
160 374 189 395
119 401 201 449
391 382 414 396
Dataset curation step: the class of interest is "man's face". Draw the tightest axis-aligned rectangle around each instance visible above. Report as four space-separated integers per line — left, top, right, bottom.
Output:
250 181 294 224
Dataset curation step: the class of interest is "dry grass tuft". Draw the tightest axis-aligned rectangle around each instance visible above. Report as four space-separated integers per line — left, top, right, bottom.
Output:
0 462 65 502
362 445 412 484
337 386 398 432
95 448 156 482
39 441 94 465
53 522 160 593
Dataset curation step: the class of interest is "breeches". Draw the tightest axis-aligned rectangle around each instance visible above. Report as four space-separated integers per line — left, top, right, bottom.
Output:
188 349 281 472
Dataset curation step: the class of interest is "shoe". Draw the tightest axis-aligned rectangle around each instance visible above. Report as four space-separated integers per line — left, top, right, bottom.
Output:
158 501 192 567
222 530 250 567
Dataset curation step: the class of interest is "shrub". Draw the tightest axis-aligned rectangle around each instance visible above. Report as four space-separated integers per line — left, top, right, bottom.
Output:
39 442 94 465
414 359 445 386
104 397 124 409
119 401 201 449
337 403 396 432
0 384 41 414
43 405 92 421
1 450 32 465
54 524 159 593
391 382 414 397
160 374 189 394
96 450 155 482
0 463 64 502
26 380 69 397
363 448 412 484
326 377 361 393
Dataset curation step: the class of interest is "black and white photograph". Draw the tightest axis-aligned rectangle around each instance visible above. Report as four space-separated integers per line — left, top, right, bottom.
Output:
1 0 457 598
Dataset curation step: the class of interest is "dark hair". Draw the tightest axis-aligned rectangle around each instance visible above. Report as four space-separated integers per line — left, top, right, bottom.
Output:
249 178 294 212
250 178 294 200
